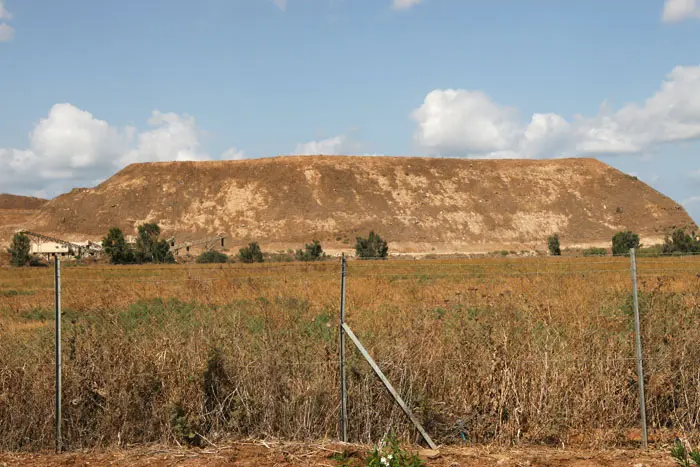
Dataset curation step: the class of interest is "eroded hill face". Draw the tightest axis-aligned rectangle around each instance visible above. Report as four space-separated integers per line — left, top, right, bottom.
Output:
0 194 48 210
25 156 696 253
0 195 48 249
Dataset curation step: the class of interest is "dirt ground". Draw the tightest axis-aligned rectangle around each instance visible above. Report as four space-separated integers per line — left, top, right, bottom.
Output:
0 441 678 467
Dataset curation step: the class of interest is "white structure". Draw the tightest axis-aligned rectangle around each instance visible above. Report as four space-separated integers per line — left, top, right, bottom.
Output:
30 241 70 255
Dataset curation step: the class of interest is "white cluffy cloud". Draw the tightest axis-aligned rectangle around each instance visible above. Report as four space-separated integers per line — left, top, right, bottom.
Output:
221 147 245 160
412 65 700 158
275 0 421 12
392 0 423 10
0 0 14 42
121 111 209 165
663 0 700 22
294 135 352 155
0 104 220 195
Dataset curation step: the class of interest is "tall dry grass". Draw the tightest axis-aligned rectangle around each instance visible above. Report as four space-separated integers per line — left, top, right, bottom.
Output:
1 257 700 450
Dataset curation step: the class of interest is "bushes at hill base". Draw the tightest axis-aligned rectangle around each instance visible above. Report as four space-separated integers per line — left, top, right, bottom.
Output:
238 242 264 263
295 240 324 261
7 232 32 267
583 247 607 257
103 223 174 264
135 223 175 264
662 228 700 255
611 231 640 256
355 231 388 259
196 250 229 264
103 227 135 264
547 234 561 256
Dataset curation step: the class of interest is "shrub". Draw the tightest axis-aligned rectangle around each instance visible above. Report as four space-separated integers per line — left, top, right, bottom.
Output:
366 432 425 467
102 227 135 264
547 234 561 256
583 247 607 257
637 245 662 257
134 223 175 264
611 231 640 256
355 231 389 259
239 242 264 263
196 250 229 264
671 439 700 467
7 232 32 267
295 240 324 261
662 229 700 255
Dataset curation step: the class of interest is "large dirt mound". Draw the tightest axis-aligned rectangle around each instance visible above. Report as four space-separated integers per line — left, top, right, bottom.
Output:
0 194 48 248
25 156 696 253
0 194 47 210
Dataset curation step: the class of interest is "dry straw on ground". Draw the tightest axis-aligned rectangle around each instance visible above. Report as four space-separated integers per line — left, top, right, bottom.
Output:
1 257 699 451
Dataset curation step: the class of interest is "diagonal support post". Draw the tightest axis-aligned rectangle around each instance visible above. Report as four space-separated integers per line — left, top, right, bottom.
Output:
342 323 437 450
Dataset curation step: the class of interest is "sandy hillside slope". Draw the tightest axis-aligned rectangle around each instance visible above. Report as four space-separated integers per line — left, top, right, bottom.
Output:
16 156 697 253
0 194 48 249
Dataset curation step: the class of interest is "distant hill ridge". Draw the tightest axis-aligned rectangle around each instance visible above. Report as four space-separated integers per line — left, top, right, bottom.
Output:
17 155 697 253
0 194 48 210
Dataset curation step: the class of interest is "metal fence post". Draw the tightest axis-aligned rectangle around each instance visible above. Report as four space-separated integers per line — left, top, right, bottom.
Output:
54 255 62 453
339 254 348 442
630 248 648 448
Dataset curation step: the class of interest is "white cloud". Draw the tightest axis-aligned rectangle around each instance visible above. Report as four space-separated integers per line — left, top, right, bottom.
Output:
0 104 230 196
683 196 700 207
0 1 11 20
663 0 700 22
0 1 14 42
121 111 209 165
412 65 700 158
0 22 13 42
221 147 245 160
275 0 421 12
392 0 423 10
294 135 352 155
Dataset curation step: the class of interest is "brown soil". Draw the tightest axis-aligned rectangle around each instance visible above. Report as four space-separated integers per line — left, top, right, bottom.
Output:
6 156 697 253
0 442 677 466
0 194 48 210
0 194 48 248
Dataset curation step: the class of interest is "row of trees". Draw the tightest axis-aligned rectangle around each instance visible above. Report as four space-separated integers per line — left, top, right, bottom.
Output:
103 224 175 264
197 232 390 264
6 228 391 266
547 228 699 256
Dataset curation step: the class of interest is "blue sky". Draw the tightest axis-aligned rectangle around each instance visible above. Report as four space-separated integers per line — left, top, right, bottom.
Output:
1 0 700 222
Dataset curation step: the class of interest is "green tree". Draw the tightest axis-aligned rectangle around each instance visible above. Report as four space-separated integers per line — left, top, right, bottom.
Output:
102 227 134 264
547 234 561 256
295 240 324 261
238 242 264 263
662 228 700 255
7 232 31 267
196 250 229 264
612 231 641 256
355 231 389 259
134 223 174 264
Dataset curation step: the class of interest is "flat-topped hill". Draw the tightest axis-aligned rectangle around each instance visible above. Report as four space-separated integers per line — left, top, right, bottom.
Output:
23 156 696 253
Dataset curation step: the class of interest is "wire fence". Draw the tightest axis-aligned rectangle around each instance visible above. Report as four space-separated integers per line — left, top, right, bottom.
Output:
2 251 700 452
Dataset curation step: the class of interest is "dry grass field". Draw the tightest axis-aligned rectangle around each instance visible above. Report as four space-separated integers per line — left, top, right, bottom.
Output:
1 256 699 460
